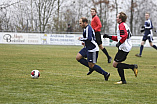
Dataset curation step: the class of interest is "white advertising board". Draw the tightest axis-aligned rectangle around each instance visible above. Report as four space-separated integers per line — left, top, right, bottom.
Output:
0 32 157 47
0 32 41 44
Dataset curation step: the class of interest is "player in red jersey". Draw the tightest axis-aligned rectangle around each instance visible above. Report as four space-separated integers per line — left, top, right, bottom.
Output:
91 8 112 63
103 12 138 84
86 8 112 75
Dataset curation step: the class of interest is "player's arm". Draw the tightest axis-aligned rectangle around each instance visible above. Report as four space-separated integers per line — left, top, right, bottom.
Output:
103 34 120 47
103 34 118 41
145 20 153 29
79 27 92 42
79 37 88 41
94 16 102 31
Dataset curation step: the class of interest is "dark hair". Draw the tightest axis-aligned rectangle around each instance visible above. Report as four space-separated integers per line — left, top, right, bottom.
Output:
91 8 97 13
119 12 127 22
81 17 88 23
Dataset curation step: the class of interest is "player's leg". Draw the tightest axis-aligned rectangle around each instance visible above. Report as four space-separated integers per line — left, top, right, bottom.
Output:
114 50 138 84
99 44 112 63
117 68 126 83
76 48 89 67
88 51 110 81
149 37 157 50
113 61 127 84
95 32 112 63
116 63 138 77
135 41 145 57
152 44 157 50
76 49 95 75
115 50 138 77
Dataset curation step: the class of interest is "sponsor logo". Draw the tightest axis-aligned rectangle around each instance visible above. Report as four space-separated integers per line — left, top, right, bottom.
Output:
3 34 25 43
3 34 11 42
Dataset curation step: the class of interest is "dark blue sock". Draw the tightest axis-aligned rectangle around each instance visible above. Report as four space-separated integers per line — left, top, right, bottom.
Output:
153 45 157 50
78 58 89 67
139 45 144 55
93 65 108 75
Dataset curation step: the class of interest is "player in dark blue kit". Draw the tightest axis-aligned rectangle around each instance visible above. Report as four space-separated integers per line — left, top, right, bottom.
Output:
76 17 110 81
136 13 157 57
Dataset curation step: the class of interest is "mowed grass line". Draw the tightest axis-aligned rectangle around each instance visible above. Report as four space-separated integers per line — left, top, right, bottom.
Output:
0 44 156 104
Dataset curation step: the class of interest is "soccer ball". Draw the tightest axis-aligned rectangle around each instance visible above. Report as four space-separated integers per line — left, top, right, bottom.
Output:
31 70 40 78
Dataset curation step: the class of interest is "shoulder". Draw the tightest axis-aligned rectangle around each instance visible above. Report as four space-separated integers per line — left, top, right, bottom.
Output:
146 19 152 22
85 25 91 30
119 22 129 30
119 23 125 28
88 25 93 30
93 15 100 20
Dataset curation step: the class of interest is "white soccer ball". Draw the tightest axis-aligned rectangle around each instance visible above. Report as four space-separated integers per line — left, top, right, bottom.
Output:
31 70 40 78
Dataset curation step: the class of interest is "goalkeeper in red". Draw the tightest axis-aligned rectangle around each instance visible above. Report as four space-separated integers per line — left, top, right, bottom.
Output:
103 12 138 84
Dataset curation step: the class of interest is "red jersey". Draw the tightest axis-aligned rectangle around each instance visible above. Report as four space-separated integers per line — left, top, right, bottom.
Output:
91 15 102 32
111 22 128 43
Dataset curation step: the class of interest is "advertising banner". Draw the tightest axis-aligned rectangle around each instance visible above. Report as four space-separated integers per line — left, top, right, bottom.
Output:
0 32 41 44
0 32 157 47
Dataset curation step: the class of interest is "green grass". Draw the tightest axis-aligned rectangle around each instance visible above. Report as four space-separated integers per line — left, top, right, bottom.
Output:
0 44 157 104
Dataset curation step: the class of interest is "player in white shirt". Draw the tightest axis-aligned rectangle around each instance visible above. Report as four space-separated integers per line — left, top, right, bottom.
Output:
103 12 138 84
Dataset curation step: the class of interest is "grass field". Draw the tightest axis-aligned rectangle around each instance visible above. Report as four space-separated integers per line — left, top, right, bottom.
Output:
0 44 157 104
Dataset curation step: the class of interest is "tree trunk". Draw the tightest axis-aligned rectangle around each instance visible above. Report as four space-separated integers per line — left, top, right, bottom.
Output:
130 0 133 33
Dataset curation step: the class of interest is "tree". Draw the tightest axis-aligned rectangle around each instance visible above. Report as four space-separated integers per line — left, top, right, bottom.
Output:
35 0 57 32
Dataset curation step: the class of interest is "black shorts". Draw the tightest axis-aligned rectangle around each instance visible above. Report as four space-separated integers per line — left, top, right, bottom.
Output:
114 50 129 62
95 32 102 45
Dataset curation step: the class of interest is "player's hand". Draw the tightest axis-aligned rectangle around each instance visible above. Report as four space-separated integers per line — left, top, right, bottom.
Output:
82 42 85 46
78 37 82 40
103 34 112 39
116 42 121 48
140 29 144 33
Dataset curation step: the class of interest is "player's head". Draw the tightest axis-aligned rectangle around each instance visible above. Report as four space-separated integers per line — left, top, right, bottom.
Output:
145 13 150 20
116 12 127 24
79 17 88 28
91 8 97 16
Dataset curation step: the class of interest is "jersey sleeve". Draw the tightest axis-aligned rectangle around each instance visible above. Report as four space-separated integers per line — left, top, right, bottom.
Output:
111 36 118 41
119 24 128 44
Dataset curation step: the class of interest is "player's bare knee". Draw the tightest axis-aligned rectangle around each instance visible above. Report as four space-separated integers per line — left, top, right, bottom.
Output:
88 63 95 69
76 56 81 61
113 61 118 68
76 57 80 61
150 43 153 47
113 64 117 68
76 53 82 61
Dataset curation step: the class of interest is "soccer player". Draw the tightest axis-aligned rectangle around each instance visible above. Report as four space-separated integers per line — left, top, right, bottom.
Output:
90 8 112 63
103 12 138 84
76 17 110 81
135 13 157 57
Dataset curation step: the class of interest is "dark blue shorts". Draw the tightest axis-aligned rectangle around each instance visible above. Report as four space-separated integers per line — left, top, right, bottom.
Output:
79 48 98 63
142 35 153 42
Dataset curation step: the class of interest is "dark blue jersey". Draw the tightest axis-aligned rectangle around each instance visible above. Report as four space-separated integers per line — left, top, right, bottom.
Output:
80 25 99 52
144 19 153 36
